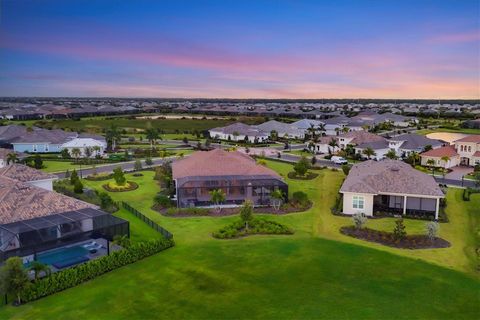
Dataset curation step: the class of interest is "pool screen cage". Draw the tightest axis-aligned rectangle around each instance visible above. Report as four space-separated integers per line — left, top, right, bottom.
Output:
0 208 129 262
175 175 289 208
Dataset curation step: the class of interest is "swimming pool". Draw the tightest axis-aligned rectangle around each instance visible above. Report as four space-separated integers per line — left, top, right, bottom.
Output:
35 245 90 269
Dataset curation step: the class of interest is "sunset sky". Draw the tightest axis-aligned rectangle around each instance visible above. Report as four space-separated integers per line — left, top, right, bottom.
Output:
0 0 479 99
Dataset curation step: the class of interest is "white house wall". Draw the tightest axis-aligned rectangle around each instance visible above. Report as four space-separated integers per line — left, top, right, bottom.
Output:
342 192 374 216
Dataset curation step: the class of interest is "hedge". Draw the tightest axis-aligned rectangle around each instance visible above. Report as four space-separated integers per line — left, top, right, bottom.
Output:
21 238 174 303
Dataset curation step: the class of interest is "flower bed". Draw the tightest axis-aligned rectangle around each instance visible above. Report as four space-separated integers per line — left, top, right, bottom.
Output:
212 218 294 239
287 172 319 180
340 226 450 249
154 202 311 217
102 181 139 192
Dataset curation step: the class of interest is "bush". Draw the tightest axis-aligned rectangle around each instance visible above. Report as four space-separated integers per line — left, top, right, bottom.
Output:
352 212 367 229
73 179 83 194
103 181 138 192
134 159 143 171
85 172 113 181
21 239 175 303
145 157 153 166
164 207 209 216
70 169 79 185
290 191 311 208
154 194 173 208
393 219 407 240
112 167 126 186
341 164 350 175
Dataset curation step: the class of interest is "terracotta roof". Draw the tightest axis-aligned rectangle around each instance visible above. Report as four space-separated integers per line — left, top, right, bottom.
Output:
421 145 458 158
0 164 57 182
473 151 480 157
0 176 94 224
455 135 480 143
338 131 386 145
173 149 281 180
340 160 444 197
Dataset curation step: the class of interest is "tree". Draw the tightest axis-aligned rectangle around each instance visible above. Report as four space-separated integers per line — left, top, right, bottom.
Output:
70 169 79 185
92 145 101 158
385 149 398 160
473 172 480 188
408 151 420 167
61 148 70 159
362 147 376 160
209 189 226 212
352 212 367 229
0 257 30 305
113 167 126 185
311 156 317 166
393 219 407 240
84 146 92 159
425 221 439 242
270 189 284 211
33 154 43 169
440 156 450 169
341 164 350 175
73 179 84 193
134 159 143 171
6 152 18 165
239 200 253 230
145 128 159 149
145 157 153 166
328 138 338 153
426 159 436 175
71 148 81 163
270 130 278 141
293 156 310 176
105 125 121 151
423 145 433 152
29 261 50 281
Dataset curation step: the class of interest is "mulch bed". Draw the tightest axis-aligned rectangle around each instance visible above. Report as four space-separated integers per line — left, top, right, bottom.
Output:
340 226 450 249
153 202 312 217
102 181 139 192
287 172 319 180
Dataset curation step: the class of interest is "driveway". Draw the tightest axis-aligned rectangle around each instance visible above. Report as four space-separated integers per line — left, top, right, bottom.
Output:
444 166 473 181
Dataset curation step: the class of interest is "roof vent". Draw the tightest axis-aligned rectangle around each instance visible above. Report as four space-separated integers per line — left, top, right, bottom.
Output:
390 167 400 172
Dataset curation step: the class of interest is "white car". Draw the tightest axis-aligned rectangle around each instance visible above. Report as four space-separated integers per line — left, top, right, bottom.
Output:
331 156 348 165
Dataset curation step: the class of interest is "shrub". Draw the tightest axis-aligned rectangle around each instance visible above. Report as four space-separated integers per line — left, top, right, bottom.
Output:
134 159 143 171
393 219 407 240
145 157 153 166
154 194 173 208
212 218 293 239
113 167 126 185
352 212 367 229
21 239 175 303
103 181 138 192
341 164 350 175
70 169 79 185
293 156 310 176
425 221 439 241
73 179 83 194
85 172 113 181
97 192 116 211
290 191 310 208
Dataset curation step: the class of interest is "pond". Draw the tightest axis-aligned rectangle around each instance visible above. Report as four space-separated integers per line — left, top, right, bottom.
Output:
426 132 469 144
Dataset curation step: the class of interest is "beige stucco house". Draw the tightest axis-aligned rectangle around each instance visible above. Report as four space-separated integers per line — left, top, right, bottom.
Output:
340 160 444 220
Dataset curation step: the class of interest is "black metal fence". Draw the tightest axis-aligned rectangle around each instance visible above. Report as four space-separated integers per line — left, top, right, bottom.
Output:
120 202 173 239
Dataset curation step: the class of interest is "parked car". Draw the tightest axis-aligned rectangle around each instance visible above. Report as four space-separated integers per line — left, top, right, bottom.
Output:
331 156 348 165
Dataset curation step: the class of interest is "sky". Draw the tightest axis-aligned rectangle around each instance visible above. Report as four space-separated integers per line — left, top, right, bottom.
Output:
0 0 479 99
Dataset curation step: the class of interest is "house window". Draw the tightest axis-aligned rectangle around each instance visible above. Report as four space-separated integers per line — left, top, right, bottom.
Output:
352 196 364 209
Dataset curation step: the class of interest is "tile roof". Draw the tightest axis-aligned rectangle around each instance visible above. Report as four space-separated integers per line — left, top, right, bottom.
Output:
390 133 443 150
338 131 386 145
209 122 268 137
256 120 305 136
455 135 480 143
421 145 458 158
0 164 57 182
173 149 282 180
0 176 94 224
340 160 444 197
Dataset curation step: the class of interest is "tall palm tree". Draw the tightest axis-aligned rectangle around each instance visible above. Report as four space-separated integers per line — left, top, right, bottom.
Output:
409 151 420 167
426 158 436 175
362 147 376 160
328 138 338 154
317 123 326 136
270 189 284 211
105 125 121 151
307 124 317 139
71 148 81 163
92 145 101 157
29 261 51 281
385 149 398 160
145 128 160 149
440 156 450 169
6 152 18 165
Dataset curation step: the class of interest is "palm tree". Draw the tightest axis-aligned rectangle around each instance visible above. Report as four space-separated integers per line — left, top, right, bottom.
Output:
426 158 436 175
342 127 350 134
71 148 81 163
317 123 326 136
209 189 226 212
84 146 92 159
362 147 376 160
105 125 121 151
385 149 398 160
92 145 101 157
145 128 160 149
270 189 284 211
328 138 338 154
29 260 51 281
307 124 317 139
6 152 18 165
440 156 450 169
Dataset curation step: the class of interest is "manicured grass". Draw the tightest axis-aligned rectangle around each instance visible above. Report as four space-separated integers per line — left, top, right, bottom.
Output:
1 161 479 318
416 128 480 135
41 160 96 173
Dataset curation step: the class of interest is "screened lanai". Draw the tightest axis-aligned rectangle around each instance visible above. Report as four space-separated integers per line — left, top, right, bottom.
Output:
175 174 288 208
0 208 129 262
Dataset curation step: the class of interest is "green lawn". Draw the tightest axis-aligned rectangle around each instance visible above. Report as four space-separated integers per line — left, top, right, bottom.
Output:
416 127 480 135
1 161 478 319
41 160 96 173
